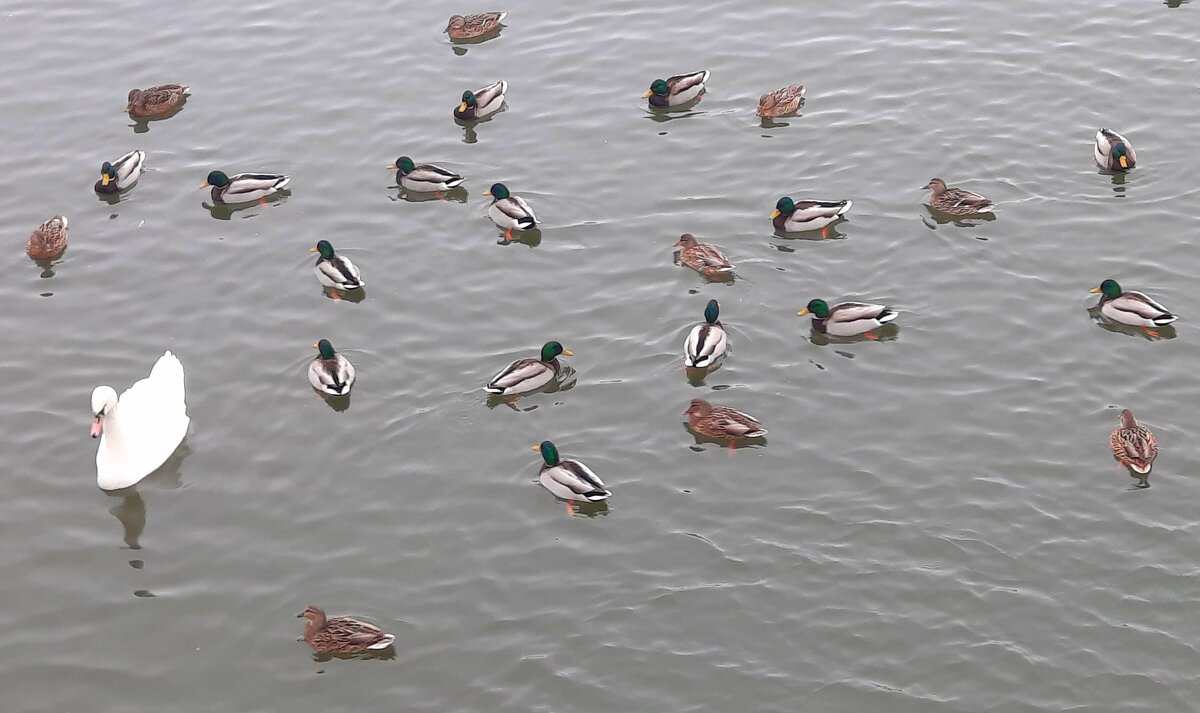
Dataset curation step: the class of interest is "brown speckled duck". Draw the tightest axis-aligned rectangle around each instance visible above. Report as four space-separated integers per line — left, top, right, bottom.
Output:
445 12 507 40
1109 409 1157 486
923 178 995 216
674 234 733 279
757 84 805 117
26 216 68 260
297 605 395 654
126 85 190 118
684 398 767 443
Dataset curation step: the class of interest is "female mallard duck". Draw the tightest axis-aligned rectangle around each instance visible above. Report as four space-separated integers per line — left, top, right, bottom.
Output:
674 234 734 279
484 183 537 241
1110 409 1157 485
485 341 572 396
798 299 898 339
771 197 852 237
309 339 355 396
684 299 727 369
445 12 507 40
1090 278 1176 337
94 150 146 194
126 84 190 118
200 170 290 205
311 240 364 299
533 441 611 507
26 215 68 260
388 156 465 193
684 398 767 443
1094 128 1136 171
757 84 805 117
297 605 395 654
454 80 507 120
644 70 709 107
922 178 994 216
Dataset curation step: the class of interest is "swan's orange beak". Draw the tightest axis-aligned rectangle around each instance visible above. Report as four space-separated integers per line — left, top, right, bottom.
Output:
91 415 103 438
770 209 781 219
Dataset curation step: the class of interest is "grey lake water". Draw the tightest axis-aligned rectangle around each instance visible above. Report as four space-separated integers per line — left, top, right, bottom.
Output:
2 0 1199 711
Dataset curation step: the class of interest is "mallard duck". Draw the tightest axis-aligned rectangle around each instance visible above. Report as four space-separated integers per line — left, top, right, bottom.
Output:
26 215 68 260
922 178 994 216
297 605 395 654
309 339 355 396
684 299 727 369
1094 128 1136 171
454 80 507 120
1110 409 1157 484
644 70 710 107
798 299 898 339
485 341 572 396
674 234 733 278
484 183 537 241
94 150 145 194
533 441 611 505
684 398 767 442
311 240 363 299
1090 279 1176 337
126 84 190 118
771 197 852 237
757 84 805 117
445 12 507 40
388 156 465 193
200 171 290 205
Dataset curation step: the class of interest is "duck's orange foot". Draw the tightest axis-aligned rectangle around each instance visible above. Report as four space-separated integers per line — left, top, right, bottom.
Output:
258 197 269 206
820 225 829 239
863 331 878 341
727 440 736 457
435 191 445 201
1142 327 1160 338
330 288 342 303
503 228 513 242
566 500 575 516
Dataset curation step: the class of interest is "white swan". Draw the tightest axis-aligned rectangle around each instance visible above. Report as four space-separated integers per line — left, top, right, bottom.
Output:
91 351 190 491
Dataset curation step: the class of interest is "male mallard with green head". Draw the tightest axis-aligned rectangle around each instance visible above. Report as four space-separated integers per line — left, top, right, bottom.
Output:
532 441 610 511
1094 129 1136 172
644 70 709 107
798 299 898 340
308 339 355 396
771 197 852 238
483 182 537 241
200 170 290 205
454 81 507 120
484 341 572 397
1090 279 1176 338
310 240 363 300
388 156 465 194
94 150 145 194
684 299 727 369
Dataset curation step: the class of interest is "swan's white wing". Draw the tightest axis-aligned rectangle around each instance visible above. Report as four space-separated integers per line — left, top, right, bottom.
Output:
97 351 189 490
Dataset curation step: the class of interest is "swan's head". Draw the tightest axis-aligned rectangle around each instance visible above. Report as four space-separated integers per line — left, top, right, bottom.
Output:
90 386 118 438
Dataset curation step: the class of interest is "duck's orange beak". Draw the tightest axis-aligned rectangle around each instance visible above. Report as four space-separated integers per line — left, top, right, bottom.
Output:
769 209 781 219
642 90 653 98
1119 155 1128 169
482 190 492 196
797 308 811 316
309 247 319 252
387 163 398 170
561 349 574 357
1089 287 1101 293
100 174 111 187
198 181 210 189
312 343 320 350
531 444 542 452
458 102 469 113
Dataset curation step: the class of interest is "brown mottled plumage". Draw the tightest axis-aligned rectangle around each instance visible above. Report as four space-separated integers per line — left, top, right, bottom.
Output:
126 85 190 118
684 398 767 441
26 216 68 260
674 234 734 278
757 84 805 117
297 605 395 654
444 12 507 40
923 178 995 216
1109 409 1157 481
